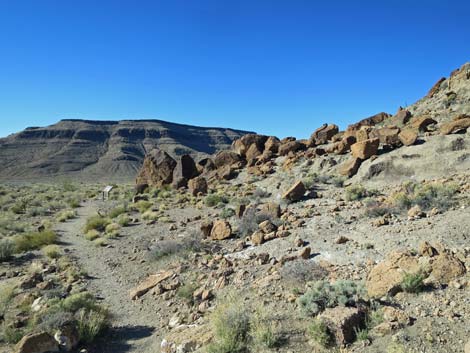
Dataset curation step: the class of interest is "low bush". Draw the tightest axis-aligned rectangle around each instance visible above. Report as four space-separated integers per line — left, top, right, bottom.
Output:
42 245 62 259
116 214 131 226
176 281 198 303
84 230 100 241
220 208 235 219
250 309 280 349
280 260 328 286
134 200 152 213
57 210 76 222
344 184 373 201
83 216 111 233
308 318 331 347
391 181 459 211
149 234 204 262
76 308 109 343
400 272 426 293
204 194 229 207
142 210 159 221
238 207 278 238
108 205 127 219
298 280 366 317
14 230 57 253
207 297 251 353
0 239 14 261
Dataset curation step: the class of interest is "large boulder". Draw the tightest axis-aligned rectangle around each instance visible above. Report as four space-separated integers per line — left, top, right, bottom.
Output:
188 176 208 196
409 116 437 132
392 109 412 125
427 77 446 98
197 158 216 174
338 157 362 177
232 134 268 157
213 151 244 169
210 220 232 240
264 136 281 154
15 332 58 353
172 154 199 188
278 140 304 156
369 127 401 146
282 181 306 202
350 138 379 159
309 124 339 145
398 129 418 146
440 117 470 135
318 307 366 346
366 251 420 298
136 149 177 187
429 252 466 284
347 112 391 132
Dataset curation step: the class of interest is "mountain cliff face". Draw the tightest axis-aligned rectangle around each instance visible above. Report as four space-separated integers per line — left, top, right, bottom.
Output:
0 119 251 181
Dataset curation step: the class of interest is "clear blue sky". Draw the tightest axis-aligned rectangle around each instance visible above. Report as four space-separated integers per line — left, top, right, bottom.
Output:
0 0 469 139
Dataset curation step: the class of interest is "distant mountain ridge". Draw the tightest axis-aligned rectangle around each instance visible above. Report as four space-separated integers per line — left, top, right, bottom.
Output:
0 119 252 181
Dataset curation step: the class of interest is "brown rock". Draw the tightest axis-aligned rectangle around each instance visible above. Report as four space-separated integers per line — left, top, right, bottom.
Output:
264 136 281 154
430 253 466 284
260 202 281 219
236 204 246 218
366 251 420 298
188 176 208 196
130 270 174 300
217 165 238 180
393 109 412 125
232 134 268 157
251 231 265 245
355 126 372 142
135 183 148 195
319 307 366 346
278 140 304 156
258 220 277 234
440 118 470 135
398 129 418 146
407 205 425 219
299 246 311 259
197 158 216 173
370 127 401 146
172 154 199 188
210 220 232 240
338 157 362 177
409 116 437 131
351 138 379 159
136 149 177 187
282 181 306 202
418 241 438 257
310 124 339 145
427 77 446 98
347 112 391 131
213 151 244 169
15 332 59 353
200 221 213 238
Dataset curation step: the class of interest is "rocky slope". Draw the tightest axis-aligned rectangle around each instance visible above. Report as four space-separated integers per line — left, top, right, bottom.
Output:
0 119 251 182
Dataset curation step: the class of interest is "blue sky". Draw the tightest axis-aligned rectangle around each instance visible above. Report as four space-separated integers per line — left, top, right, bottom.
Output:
0 0 469 138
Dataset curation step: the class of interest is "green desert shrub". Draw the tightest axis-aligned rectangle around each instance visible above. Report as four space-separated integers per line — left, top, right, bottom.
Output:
83 215 111 233
14 230 57 253
308 318 332 347
220 208 235 219
204 194 229 208
207 297 251 353
42 245 62 259
93 238 107 247
344 184 373 201
1 324 24 344
84 230 100 241
116 214 131 226
134 200 152 213
0 239 15 261
176 281 198 303
250 309 280 349
298 280 366 317
142 210 159 221
57 210 76 222
76 308 109 343
400 272 426 293
108 205 127 219
391 181 458 211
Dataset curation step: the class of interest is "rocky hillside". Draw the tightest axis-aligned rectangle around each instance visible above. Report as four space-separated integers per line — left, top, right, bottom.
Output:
0 119 251 182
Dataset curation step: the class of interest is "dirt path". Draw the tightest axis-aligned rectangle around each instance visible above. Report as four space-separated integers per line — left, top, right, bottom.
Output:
55 201 160 353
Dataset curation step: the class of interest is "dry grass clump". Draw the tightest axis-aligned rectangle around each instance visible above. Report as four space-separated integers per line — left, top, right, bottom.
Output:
57 209 76 222
280 260 328 287
0 239 15 261
83 215 111 233
14 230 57 253
84 230 100 241
142 210 160 221
204 194 229 207
344 184 377 201
149 233 204 262
42 244 62 259
390 181 459 211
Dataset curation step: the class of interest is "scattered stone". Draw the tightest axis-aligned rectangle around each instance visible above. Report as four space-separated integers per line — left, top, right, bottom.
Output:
429 252 466 284
335 236 350 244
407 205 425 219
299 246 311 259
130 270 174 300
282 181 306 202
318 307 366 346
200 221 213 238
210 220 232 240
188 176 208 196
258 220 277 234
251 231 265 246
